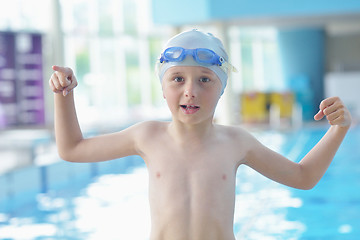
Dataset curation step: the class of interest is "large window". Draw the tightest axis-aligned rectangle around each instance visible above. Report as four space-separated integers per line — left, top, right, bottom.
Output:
60 0 173 127
0 0 173 128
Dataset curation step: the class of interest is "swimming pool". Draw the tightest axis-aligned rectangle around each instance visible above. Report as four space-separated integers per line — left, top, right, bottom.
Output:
0 125 359 239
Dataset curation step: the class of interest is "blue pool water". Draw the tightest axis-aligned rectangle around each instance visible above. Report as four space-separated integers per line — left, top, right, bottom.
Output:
0 125 359 239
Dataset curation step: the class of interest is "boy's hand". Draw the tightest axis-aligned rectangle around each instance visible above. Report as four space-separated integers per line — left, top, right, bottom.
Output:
49 66 78 96
314 97 352 128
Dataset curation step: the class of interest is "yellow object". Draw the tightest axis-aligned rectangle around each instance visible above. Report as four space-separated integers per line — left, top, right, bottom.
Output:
270 92 294 118
241 92 267 123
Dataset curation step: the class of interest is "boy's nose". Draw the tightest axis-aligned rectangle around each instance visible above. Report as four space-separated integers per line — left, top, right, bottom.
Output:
184 82 196 98
184 89 194 98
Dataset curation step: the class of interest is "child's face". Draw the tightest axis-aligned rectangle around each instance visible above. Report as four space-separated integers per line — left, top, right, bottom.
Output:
162 66 222 125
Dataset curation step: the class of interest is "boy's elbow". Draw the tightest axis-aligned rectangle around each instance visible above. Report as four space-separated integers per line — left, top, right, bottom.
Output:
296 174 318 190
294 164 319 190
289 180 316 190
57 148 80 163
56 140 84 162
297 183 316 190
58 151 74 162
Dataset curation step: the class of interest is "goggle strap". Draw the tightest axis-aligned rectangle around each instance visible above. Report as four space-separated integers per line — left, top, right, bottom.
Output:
221 62 238 74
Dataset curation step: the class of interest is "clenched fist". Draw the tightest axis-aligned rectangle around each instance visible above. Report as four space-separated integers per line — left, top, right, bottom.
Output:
49 66 78 96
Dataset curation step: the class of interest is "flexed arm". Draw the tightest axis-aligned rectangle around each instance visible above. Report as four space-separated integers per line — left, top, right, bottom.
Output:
49 66 82 161
298 97 352 188
49 66 139 163
244 97 352 190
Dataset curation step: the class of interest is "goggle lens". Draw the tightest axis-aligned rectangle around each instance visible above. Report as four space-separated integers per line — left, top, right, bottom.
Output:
196 49 215 63
164 48 184 61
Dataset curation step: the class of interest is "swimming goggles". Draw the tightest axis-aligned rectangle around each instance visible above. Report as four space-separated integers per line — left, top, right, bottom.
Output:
160 47 225 66
159 47 237 74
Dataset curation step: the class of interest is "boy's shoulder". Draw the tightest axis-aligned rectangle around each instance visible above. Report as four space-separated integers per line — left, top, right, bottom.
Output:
214 124 256 143
213 124 258 165
130 120 169 135
215 124 249 135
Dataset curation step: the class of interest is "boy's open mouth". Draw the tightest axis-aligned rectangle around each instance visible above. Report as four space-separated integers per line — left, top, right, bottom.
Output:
180 105 200 110
180 105 200 114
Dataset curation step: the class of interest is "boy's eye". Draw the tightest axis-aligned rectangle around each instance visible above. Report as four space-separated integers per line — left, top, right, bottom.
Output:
174 77 184 82
200 77 210 83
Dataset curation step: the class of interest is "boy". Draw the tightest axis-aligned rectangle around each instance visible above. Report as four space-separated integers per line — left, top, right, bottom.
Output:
49 29 352 240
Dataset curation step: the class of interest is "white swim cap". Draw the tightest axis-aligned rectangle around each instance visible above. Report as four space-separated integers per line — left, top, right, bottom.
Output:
157 29 235 95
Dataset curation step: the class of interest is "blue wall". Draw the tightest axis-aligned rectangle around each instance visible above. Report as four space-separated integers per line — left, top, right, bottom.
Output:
277 28 325 120
208 0 360 20
152 0 360 25
152 0 209 25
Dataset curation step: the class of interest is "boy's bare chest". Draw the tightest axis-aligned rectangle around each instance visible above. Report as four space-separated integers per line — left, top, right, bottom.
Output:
138 126 246 185
148 136 227 159
142 129 244 169
143 140 238 184
145 140 238 229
